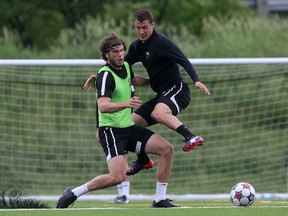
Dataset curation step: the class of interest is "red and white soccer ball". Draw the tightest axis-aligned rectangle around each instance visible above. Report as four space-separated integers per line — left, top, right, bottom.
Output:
230 182 256 207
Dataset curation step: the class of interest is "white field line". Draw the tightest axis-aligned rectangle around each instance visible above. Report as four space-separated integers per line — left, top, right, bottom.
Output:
29 193 288 201
1 205 288 212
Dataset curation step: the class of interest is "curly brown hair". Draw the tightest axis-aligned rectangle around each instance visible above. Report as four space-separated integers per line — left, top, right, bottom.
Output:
99 32 126 61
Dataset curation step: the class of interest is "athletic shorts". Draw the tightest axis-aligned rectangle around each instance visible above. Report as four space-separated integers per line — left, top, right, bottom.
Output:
98 125 154 161
134 82 191 126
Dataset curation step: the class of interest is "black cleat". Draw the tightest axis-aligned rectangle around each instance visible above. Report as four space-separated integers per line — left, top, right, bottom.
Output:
152 199 179 208
126 159 153 176
56 187 77 208
109 195 130 204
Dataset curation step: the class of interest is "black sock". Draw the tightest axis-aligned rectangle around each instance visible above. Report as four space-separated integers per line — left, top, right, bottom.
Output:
176 125 194 140
137 153 150 165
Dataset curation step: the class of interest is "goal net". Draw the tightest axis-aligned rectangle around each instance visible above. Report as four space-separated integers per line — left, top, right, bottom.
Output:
1 58 288 199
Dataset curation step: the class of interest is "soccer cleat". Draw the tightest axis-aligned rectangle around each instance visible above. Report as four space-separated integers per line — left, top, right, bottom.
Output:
56 187 77 208
126 159 154 176
144 159 154 169
152 199 179 208
110 195 129 204
182 135 204 152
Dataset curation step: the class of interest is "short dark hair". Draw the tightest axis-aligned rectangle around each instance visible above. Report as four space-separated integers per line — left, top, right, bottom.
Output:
134 9 154 24
99 32 126 61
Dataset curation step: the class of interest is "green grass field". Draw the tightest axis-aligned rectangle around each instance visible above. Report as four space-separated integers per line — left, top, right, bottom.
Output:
1 200 288 216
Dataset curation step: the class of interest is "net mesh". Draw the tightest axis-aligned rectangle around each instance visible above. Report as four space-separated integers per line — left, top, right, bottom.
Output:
0 60 288 196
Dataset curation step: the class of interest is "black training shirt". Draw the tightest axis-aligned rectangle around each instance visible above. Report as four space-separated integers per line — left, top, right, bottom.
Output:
125 30 199 93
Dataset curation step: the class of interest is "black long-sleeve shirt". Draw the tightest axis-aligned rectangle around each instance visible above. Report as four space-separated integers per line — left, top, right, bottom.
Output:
125 30 200 93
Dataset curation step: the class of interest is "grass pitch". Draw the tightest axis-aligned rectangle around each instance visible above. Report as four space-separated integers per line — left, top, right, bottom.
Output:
1 200 288 216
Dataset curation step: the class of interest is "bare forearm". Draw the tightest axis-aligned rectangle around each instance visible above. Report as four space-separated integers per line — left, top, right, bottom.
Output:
98 101 129 113
98 96 142 113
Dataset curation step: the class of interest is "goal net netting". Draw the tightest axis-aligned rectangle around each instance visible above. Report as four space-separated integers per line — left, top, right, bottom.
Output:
1 58 288 200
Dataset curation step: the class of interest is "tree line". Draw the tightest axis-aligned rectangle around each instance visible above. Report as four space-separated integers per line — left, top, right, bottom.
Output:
0 0 253 50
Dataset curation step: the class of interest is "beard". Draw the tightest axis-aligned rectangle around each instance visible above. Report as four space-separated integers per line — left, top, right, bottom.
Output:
109 59 123 69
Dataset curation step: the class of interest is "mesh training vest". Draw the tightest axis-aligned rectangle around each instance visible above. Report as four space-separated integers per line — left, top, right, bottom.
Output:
98 62 134 128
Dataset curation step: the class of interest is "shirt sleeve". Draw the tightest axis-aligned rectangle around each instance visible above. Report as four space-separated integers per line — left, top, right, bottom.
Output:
95 101 99 128
129 64 135 80
125 41 140 65
95 71 115 99
158 37 200 83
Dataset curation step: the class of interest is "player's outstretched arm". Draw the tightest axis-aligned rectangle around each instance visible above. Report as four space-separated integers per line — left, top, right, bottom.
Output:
83 75 97 91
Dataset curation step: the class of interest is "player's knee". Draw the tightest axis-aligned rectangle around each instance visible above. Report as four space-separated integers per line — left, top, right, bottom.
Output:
166 143 174 157
151 110 162 122
110 173 126 185
160 142 174 158
113 174 125 184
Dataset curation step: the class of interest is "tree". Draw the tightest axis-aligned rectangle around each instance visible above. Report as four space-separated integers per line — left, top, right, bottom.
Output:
0 0 108 50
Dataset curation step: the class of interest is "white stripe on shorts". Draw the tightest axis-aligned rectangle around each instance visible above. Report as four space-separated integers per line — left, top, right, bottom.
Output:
135 141 142 154
163 83 183 114
105 127 118 161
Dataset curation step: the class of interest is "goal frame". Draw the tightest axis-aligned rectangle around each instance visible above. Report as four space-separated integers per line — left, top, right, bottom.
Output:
1 57 288 201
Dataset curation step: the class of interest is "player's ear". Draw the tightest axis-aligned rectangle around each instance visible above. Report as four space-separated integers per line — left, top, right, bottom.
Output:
105 52 109 59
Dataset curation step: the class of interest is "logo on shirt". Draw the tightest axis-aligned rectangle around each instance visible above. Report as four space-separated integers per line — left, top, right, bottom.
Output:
145 51 149 60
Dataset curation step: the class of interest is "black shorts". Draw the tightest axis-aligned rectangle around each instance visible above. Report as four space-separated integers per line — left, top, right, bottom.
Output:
98 125 154 160
134 82 191 126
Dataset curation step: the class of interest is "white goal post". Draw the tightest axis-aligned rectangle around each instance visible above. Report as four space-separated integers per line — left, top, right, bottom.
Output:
1 58 288 201
1 57 288 65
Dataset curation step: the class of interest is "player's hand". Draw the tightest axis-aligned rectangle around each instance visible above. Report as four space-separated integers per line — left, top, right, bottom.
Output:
195 81 211 96
83 75 97 91
128 96 142 108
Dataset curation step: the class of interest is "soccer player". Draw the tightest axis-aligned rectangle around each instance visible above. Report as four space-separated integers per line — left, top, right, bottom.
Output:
90 85 153 204
95 102 131 204
84 9 211 176
56 32 177 208
125 9 211 175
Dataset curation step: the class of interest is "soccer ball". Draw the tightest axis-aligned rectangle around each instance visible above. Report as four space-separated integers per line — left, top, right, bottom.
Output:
230 182 256 207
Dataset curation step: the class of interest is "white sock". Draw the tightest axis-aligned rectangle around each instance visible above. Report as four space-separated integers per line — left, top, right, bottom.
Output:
72 184 89 197
154 182 168 202
116 184 122 197
121 181 130 198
